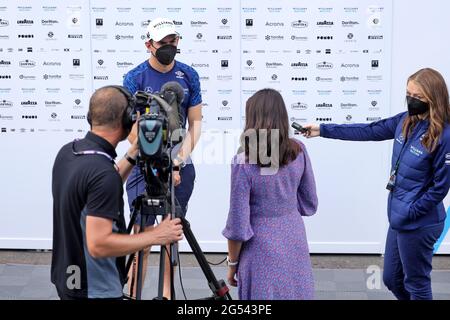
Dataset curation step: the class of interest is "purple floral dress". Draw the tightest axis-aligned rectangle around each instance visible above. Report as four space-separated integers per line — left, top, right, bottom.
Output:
223 140 318 300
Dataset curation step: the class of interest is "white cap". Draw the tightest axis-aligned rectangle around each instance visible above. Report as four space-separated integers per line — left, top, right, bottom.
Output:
146 17 179 42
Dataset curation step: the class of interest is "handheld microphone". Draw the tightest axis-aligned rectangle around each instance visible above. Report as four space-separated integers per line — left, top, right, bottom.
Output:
291 122 309 134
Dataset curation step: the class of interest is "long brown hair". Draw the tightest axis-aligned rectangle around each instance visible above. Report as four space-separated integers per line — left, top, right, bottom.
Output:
240 88 300 167
402 68 450 152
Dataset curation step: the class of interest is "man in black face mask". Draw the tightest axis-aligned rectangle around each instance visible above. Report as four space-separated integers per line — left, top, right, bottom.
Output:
123 17 203 298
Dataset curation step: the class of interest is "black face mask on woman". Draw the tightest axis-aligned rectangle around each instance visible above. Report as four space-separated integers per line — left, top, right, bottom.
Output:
153 44 177 65
407 96 429 116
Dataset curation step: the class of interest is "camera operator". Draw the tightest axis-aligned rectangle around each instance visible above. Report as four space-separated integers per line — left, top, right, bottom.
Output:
51 86 183 300
123 17 202 298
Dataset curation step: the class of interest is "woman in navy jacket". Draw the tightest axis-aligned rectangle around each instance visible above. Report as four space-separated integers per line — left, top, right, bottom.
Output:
304 68 450 300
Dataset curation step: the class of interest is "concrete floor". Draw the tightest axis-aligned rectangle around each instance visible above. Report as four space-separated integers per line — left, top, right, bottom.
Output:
0 251 449 300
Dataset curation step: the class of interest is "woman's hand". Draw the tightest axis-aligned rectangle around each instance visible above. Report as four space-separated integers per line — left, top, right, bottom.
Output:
227 266 238 287
302 124 320 138
173 170 181 186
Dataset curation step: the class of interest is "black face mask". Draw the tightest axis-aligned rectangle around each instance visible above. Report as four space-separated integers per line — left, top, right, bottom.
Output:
407 96 429 116
153 44 177 65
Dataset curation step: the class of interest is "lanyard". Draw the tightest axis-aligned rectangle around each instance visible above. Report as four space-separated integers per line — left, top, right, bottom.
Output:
392 136 409 176
72 139 119 171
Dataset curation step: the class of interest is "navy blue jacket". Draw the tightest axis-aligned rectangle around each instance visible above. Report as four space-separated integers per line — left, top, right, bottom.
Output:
321 112 450 231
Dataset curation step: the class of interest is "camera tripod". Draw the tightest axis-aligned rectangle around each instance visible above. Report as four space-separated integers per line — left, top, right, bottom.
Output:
124 170 232 301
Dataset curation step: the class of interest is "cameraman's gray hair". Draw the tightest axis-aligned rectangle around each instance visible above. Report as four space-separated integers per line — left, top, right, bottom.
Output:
89 86 127 129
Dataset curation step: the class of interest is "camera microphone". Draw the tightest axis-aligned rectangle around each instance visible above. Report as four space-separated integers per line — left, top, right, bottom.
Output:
291 122 309 134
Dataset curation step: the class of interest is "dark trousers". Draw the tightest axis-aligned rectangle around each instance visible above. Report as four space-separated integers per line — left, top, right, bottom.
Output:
383 222 444 300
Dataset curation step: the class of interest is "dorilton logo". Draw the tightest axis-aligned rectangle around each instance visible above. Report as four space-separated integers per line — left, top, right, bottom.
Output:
17 19 34 25
291 102 308 110
115 34 134 40
266 62 283 68
341 103 358 109
117 62 133 68
0 60 11 66
19 60 36 68
191 21 208 26
316 62 333 70
21 100 37 106
68 34 83 39
0 100 13 108
115 21 134 26
43 61 62 66
342 21 359 27
94 75 109 80
265 22 284 27
0 19 9 27
317 20 334 26
217 35 232 40
43 74 62 80
291 62 308 68
41 19 59 26
291 20 308 28
316 103 333 108
368 35 383 40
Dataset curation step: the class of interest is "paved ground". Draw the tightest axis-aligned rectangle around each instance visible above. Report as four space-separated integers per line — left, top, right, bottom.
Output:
0 264 450 300
0 251 449 300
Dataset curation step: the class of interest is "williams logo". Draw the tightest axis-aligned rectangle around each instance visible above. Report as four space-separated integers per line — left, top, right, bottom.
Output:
291 20 308 28
0 19 9 27
0 100 13 108
316 61 333 70
19 60 36 68
291 102 308 110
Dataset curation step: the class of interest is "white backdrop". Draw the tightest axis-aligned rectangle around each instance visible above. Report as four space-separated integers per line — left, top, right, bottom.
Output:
0 0 449 253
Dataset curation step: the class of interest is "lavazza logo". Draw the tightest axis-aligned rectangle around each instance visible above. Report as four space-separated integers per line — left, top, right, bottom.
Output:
291 62 308 68
21 100 37 106
17 19 34 25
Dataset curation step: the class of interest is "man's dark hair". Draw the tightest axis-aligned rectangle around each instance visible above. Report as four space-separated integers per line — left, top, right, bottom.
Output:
88 86 127 129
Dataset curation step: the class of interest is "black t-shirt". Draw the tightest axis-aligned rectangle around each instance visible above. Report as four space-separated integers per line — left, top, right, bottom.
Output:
51 132 126 299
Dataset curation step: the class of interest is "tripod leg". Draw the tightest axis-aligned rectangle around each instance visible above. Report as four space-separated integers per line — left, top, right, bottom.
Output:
181 217 232 300
156 244 166 299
